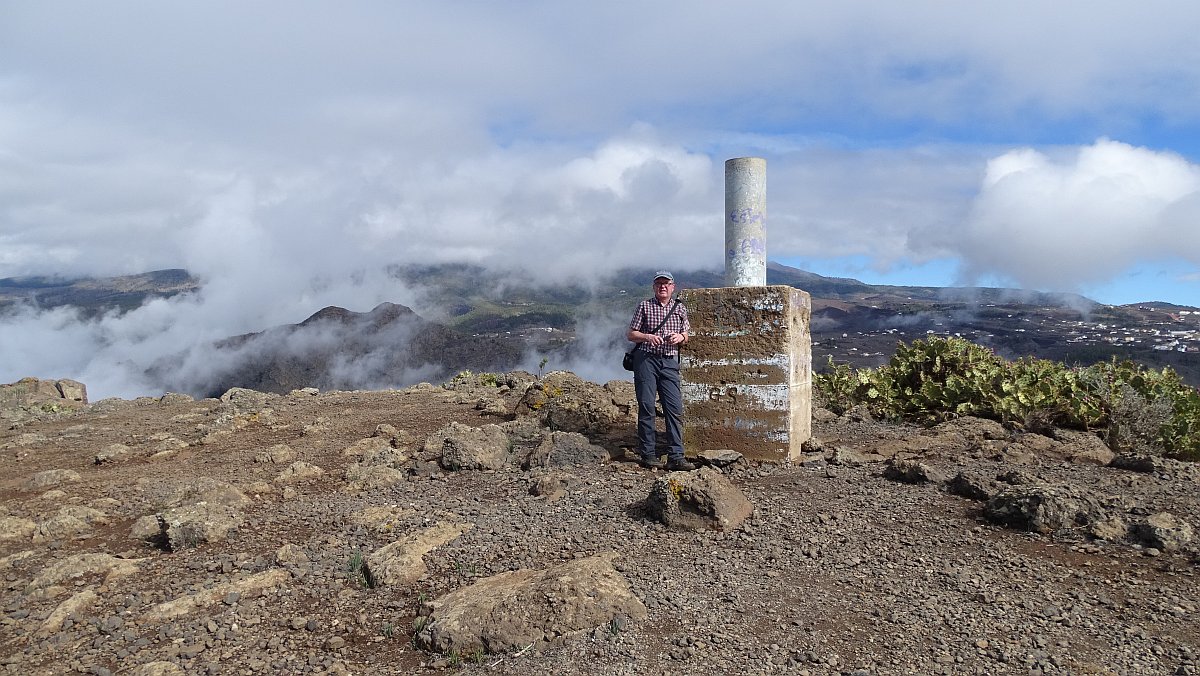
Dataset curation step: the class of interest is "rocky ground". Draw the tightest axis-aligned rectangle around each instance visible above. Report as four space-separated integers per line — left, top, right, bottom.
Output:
1 372 1198 676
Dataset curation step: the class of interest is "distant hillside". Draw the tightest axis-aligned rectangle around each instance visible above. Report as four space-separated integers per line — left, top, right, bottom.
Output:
149 302 524 398
0 269 198 316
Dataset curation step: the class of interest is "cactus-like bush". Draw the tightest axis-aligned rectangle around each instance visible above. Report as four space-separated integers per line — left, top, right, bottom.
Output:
815 337 1199 460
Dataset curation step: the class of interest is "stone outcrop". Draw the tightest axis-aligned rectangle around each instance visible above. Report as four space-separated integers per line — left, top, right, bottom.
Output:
218 387 278 413
0 515 38 541
37 589 98 637
274 461 325 484
513 372 637 440
363 521 472 587
1053 430 1116 466
256 443 297 464
145 569 289 621
28 553 143 592
0 377 88 410
416 552 647 654
34 506 109 541
1133 512 1194 552
947 471 998 501
25 469 82 490
984 484 1107 534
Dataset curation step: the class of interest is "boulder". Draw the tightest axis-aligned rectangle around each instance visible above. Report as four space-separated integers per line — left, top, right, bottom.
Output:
139 477 251 510
55 379 87 403
146 435 188 459
26 469 82 490
363 521 472 586
427 422 511 471
935 416 1009 442
990 443 1037 465
349 506 414 533
528 473 569 501
157 503 244 551
644 467 753 532
416 552 647 655
1109 453 1178 474
372 423 413 447
513 373 636 438
0 377 88 410
0 515 37 541
946 471 997 502
194 480 251 507
158 392 194 405
344 464 406 491
339 436 391 459
882 458 948 484
1133 512 1193 552
1088 516 1130 542
34 506 109 541
1 432 48 450
129 515 161 540
37 589 98 637
146 569 288 621
1016 433 1057 455
358 443 409 469
94 443 131 465
697 449 744 468
522 431 609 469
275 543 311 565
218 387 277 412
1054 431 1115 466
28 553 143 591
827 447 870 466
256 443 297 464
984 484 1106 534
996 469 1038 485
274 461 324 484
475 395 510 416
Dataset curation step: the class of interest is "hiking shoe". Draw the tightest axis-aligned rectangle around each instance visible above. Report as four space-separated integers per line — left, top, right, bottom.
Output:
667 459 697 471
638 456 666 470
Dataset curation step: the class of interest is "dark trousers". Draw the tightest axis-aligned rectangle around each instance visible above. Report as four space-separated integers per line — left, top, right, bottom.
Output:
633 351 685 461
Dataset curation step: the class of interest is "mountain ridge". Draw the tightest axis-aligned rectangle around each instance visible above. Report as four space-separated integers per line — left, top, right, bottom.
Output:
4 264 1197 393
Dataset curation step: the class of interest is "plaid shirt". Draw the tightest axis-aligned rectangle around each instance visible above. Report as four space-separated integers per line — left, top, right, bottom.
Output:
628 298 690 358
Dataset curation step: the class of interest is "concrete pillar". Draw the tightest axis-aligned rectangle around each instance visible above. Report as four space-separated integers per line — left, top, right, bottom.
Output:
724 157 767 287
680 285 811 462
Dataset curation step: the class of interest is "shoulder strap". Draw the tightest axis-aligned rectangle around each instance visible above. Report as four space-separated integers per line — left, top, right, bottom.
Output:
647 299 679 334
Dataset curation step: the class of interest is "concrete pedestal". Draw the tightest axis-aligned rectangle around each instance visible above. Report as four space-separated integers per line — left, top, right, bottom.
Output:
678 285 811 462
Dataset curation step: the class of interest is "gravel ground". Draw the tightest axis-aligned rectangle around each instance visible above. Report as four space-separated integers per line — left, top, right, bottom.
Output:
1 378 1197 675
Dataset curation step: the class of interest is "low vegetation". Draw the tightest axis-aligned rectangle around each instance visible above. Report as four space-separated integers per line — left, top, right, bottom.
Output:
815 336 1200 460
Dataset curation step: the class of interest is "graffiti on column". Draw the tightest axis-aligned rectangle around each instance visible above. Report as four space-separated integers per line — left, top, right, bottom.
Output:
728 208 764 225
726 236 765 260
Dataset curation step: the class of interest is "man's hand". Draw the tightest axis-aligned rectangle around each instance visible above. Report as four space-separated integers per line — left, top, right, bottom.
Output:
664 332 685 346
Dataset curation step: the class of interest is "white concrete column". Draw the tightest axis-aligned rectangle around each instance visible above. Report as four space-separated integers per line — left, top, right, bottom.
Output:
724 157 767 287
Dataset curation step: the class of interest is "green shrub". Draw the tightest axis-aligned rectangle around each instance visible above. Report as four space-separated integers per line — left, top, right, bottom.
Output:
815 337 1200 460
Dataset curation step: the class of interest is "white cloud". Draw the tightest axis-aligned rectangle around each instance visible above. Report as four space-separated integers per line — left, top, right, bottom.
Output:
956 139 1200 290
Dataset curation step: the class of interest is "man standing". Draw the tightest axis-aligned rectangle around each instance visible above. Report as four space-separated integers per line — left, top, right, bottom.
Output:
626 271 696 471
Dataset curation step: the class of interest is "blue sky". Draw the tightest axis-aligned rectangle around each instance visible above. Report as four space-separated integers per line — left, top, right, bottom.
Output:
2 2 1200 395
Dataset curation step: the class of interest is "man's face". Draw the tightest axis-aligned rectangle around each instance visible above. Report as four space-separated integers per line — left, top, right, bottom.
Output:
653 278 674 302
